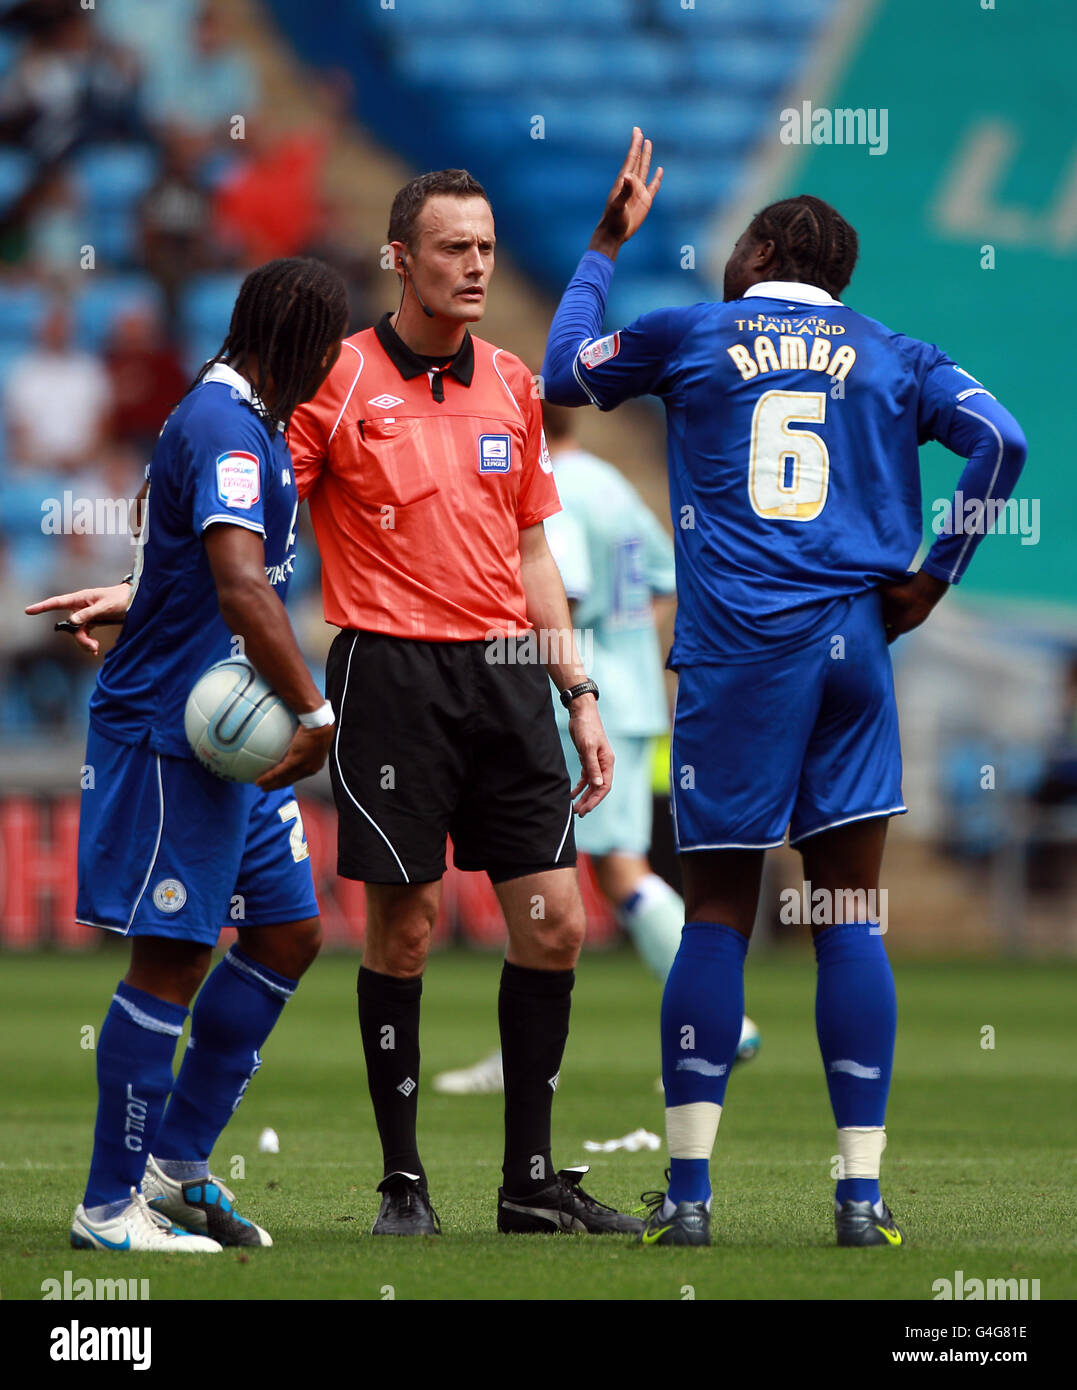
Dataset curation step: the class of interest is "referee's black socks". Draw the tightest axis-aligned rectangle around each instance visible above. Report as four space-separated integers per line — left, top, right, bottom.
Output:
498 960 574 1196
357 966 426 1185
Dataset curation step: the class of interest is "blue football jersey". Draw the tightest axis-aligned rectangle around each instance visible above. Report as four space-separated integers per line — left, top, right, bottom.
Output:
90 363 299 757
543 254 1027 666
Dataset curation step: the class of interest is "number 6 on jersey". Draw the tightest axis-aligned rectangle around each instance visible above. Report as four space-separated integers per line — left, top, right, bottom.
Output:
748 389 830 522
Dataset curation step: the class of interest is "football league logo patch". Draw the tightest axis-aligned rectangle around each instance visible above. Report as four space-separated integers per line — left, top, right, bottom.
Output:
152 879 187 914
478 434 511 473
579 333 620 370
216 451 260 510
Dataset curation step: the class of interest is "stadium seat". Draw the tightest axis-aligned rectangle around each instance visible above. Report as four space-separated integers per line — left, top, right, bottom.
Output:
182 272 245 343
652 0 836 35
0 283 49 344
71 145 159 212
394 34 680 95
71 275 166 352
359 0 633 31
0 147 33 218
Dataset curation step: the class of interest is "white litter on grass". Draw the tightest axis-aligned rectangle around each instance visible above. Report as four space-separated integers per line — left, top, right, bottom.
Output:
582 1128 661 1154
258 1127 280 1154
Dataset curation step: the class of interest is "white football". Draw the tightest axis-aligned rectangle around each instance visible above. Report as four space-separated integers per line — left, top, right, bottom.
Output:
184 656 297 783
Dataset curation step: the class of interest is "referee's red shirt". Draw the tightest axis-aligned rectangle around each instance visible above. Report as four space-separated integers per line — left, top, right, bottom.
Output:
288 314 561 641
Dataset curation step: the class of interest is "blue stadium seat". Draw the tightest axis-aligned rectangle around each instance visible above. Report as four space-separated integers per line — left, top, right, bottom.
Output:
0 32 19 81
0 283 49 343
605 273 710 331
684 37 801 92
644 97 770 153
652 0 835 34
72 275 166 352
0 147 33 218
183 272 245 343
72 145 159 212
360 0 633 31
394 34 680 94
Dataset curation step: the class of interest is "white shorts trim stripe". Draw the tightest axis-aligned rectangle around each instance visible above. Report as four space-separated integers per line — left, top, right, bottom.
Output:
334 632 410 882
111 991 185 1036
76 917 127 935
224 946 295 1000
554 803 573 864
678 838 787 852
123 755 166 934
789 804 908 846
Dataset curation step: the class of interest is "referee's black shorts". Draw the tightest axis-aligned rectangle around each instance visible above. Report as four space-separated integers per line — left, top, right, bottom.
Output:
325 629 577 885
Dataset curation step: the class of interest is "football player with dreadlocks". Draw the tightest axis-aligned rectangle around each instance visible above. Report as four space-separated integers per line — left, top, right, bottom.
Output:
26 258 349 1253
542 130 1027 1248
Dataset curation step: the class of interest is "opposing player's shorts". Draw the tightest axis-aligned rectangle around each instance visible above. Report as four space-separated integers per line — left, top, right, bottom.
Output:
327 629 576 884
671 589 906 851
559 728 653 857
76 725 319 945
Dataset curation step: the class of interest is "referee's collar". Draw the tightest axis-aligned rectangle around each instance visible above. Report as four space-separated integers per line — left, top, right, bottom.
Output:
742 280 840 306
374 312 475 386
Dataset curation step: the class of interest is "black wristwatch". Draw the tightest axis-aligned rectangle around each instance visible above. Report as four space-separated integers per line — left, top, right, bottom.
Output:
560 679 600 709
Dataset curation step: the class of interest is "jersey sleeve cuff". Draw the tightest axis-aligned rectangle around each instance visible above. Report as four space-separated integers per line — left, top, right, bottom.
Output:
200 513 267 537
518 501 563 530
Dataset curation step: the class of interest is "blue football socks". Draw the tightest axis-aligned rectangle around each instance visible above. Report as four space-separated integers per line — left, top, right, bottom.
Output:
661 922 748 1205
814 923 897 1208
153 947 296 1173
84 981 188 1210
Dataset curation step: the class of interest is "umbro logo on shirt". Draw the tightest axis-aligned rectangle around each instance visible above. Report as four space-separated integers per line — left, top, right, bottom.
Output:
368 394 404 409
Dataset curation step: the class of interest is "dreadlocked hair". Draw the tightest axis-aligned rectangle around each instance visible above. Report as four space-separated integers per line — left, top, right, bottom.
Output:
192 258 349 433
747 195 859 297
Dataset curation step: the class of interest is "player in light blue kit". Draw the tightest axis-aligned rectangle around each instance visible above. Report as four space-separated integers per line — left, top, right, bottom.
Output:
542 131 1027 1247
27 259 348 1252
434 402 758 1097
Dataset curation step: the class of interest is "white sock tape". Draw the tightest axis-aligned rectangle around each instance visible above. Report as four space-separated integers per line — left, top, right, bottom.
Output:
666 1102 722 1160
837 1126 887 1178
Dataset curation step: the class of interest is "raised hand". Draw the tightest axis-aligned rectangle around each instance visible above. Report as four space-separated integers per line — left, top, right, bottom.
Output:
589 127 664 259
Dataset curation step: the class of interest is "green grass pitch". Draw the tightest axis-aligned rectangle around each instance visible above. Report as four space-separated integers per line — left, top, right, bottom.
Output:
1 947 1074 1301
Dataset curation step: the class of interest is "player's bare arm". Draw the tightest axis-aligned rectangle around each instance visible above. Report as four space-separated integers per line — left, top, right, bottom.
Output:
203 523 333 792
588 126 664 261
518 520 613 815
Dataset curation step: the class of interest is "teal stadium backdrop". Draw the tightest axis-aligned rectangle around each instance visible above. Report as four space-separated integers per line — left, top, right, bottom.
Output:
766 0 1075 605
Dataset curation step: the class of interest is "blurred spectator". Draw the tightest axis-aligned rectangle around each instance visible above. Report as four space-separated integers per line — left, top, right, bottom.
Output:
0 9 142 162
20 164 83 285
4 301 110 473
133 2 258 148
213 118 328 264
137 125 215 330
104 303 188 454
304 197 379 333
1027 653 1077 893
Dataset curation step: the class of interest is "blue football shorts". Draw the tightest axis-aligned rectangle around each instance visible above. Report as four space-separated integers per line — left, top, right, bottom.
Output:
670 589 906 852
559 728 654 857
76 725 319 944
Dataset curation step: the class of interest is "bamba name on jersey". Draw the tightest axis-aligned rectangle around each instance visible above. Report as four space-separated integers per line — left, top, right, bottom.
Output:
727 334 857 383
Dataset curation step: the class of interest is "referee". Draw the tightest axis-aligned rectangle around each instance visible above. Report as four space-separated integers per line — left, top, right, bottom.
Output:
289 169 643 1237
